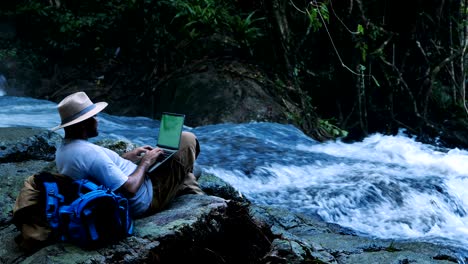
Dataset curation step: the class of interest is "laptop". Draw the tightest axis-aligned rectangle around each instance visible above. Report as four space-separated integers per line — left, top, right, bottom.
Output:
147 112 185 173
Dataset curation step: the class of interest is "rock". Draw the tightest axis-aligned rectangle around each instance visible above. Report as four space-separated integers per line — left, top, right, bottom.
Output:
250 205 466 264
1 195 273 264
151 60 289 127
197 172 248 203
0 127 61 162
0 160 56 225
94 138 137 156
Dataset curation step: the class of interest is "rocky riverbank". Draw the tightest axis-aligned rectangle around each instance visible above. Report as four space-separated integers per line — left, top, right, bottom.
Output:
0 127 466 264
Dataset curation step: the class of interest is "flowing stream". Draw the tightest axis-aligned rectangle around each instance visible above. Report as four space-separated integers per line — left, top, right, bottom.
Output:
1 93 468 254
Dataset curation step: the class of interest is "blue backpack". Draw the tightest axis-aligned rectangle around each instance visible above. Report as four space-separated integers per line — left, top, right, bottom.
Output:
43 179 133 248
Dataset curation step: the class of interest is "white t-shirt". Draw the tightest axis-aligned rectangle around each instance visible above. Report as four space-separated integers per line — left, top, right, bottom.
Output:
55 139 152 217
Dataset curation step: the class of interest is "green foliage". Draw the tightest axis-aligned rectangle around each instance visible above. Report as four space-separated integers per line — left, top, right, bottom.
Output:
0 42 44 68
308 3 329 32
318 119 348 138
286 111 301 125
167 0 230 36
357 24 364 35
0 47 16 61
430 81 454 110
229 11 265 54
366 23 383 41
355 23 384 62
357 42 368 62
13 0 265 68
15 0 138 61
164 0 265 53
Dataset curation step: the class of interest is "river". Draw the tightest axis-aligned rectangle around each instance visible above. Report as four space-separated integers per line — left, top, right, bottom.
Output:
1 94 468 255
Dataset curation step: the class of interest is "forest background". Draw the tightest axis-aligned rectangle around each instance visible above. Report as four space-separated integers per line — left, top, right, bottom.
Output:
0 0 467 148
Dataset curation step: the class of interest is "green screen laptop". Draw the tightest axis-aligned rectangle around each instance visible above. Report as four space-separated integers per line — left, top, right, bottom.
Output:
147 112 185 173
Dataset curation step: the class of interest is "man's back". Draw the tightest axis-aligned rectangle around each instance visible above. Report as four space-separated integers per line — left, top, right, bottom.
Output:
55 139 153 217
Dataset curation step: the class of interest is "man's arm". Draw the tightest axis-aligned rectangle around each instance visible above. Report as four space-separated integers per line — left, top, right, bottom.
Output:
121 147 163 196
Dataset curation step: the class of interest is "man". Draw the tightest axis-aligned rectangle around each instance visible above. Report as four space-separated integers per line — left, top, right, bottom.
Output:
52 91 203 218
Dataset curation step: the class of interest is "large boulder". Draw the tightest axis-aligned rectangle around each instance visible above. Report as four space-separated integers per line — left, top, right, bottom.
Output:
150 60 289 127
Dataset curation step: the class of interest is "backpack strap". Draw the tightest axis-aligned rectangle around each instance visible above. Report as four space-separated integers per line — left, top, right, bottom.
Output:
74 179 105 194
83 206 100 241
43 182 64 231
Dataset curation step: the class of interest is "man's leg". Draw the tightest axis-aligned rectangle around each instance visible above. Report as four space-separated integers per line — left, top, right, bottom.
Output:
176 131 204 196
147 131 203 214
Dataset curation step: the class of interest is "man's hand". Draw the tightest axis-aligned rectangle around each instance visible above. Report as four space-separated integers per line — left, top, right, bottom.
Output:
139 148 164 170
122 146 153 162
121 147 164 196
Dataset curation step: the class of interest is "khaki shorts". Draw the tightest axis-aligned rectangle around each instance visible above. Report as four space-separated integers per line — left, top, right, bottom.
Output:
146 131 203 214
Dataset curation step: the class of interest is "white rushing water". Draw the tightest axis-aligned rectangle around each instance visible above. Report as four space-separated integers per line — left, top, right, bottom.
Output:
2 95 468 253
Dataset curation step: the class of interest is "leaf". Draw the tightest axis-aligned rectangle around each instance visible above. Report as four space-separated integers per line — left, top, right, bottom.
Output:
332 128 339 136
357 24 364 35
320 4 329 22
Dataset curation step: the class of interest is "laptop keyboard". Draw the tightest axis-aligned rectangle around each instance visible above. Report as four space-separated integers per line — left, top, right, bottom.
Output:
160 152 169 159
158 150 173 161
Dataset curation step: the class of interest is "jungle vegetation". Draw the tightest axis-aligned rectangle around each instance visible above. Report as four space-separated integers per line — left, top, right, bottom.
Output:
1 0 467 144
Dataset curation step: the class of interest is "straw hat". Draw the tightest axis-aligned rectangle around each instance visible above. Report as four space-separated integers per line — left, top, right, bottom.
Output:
51 91 108 131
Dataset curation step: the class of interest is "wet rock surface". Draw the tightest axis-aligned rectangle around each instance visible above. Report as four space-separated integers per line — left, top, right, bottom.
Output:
0 127 61 162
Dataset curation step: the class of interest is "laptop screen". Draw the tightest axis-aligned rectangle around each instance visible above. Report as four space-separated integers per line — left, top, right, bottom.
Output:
157 113 185 149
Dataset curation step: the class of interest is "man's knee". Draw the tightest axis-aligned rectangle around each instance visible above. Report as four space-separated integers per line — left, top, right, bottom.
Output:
181 131 196 145
180 131 200 157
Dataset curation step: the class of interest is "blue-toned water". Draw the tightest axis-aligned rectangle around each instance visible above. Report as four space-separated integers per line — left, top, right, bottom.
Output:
2 94 468 255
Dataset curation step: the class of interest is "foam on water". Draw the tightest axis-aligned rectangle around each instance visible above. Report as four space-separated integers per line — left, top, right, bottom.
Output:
227 132 468 250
